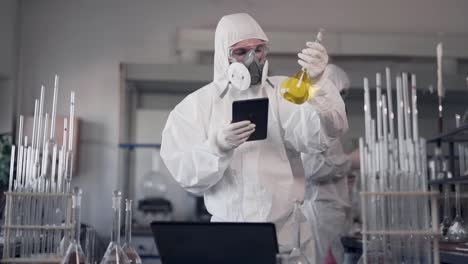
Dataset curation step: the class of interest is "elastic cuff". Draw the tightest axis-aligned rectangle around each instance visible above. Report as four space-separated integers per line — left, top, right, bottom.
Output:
307 77 334 112
311 76 329 97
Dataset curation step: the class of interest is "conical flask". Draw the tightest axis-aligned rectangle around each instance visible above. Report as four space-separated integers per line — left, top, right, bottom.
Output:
280 29 324 105
287 201 310 264
100 191 131 264
122 199 142 264
61 187 88 264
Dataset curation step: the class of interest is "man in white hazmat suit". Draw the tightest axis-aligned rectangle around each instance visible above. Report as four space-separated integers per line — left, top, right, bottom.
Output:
160 13 347 261
302 65 352 264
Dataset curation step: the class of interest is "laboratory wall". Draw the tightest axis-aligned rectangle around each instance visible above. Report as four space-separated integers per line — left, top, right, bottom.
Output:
15 0 468 238
0 0 18 134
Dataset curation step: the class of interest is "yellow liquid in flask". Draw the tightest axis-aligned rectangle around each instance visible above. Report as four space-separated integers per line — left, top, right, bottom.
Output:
280 28 324 105
280 68 316 104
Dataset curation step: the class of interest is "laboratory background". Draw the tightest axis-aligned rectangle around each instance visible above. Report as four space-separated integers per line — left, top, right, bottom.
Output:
0 0 467 263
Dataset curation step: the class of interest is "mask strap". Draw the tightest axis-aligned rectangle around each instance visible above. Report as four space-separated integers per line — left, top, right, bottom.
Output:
219 82 230 99
266 78 274 89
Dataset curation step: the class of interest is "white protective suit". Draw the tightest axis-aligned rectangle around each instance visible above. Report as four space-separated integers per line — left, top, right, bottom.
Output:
161 13 347 261
302 64 351 264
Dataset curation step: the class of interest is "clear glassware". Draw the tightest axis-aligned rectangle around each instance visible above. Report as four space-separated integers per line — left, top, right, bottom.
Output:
286 201 310 264
440 184 451 242
84 227 96 264
443 160 453 179
280 68 312 105
280 29 324 105
122 199 142 264
461 77 468 125
447 184 468 242
428 159 436 181
100 191 131 264
465 147 468 176
433 147 451 180
458 145 465 178
142 151 168 199
276 253 290 264
61 187 88 264
462 110 468 126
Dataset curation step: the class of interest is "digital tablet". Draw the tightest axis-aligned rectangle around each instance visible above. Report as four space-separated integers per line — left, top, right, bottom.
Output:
232 97 269 141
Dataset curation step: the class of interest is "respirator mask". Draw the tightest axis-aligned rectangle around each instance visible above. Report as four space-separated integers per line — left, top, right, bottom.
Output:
227 42 268 90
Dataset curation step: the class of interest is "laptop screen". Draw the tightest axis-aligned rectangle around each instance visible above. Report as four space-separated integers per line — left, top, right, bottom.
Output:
151 222 279 264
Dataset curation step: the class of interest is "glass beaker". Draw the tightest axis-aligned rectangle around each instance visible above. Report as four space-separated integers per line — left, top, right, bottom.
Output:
100 191 130 264
122 199 142 264
61 187 88 264
280 29 324 105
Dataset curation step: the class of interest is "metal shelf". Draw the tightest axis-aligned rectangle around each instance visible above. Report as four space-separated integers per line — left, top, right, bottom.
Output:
429 176 468 185
426 124 468 177
428 124 468 143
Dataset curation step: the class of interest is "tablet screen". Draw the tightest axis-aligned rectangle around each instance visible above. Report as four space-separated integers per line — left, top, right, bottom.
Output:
232 98 269 141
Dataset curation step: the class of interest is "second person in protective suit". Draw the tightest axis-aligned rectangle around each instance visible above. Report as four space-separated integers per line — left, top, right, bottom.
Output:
160 13 348 262
302 65 353 264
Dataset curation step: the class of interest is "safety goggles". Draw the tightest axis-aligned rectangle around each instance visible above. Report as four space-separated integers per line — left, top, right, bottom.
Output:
228 42 269 63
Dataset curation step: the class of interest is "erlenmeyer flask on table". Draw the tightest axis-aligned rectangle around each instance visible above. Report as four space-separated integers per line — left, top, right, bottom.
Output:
122 199 142 264
61 187 88 264
280 29 324 105
447 184 468 242
285 201 310 264
100 191 131 264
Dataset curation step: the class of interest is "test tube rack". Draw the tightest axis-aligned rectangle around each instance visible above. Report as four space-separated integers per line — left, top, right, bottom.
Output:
2 191 72 263
360 191 440 263
359 68 441 263
1 75 77 263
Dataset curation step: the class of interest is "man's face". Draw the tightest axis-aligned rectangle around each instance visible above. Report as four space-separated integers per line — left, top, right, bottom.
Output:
229 38 268 63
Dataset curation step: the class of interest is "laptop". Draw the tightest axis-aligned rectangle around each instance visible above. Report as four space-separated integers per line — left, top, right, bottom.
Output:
150 222 279 264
